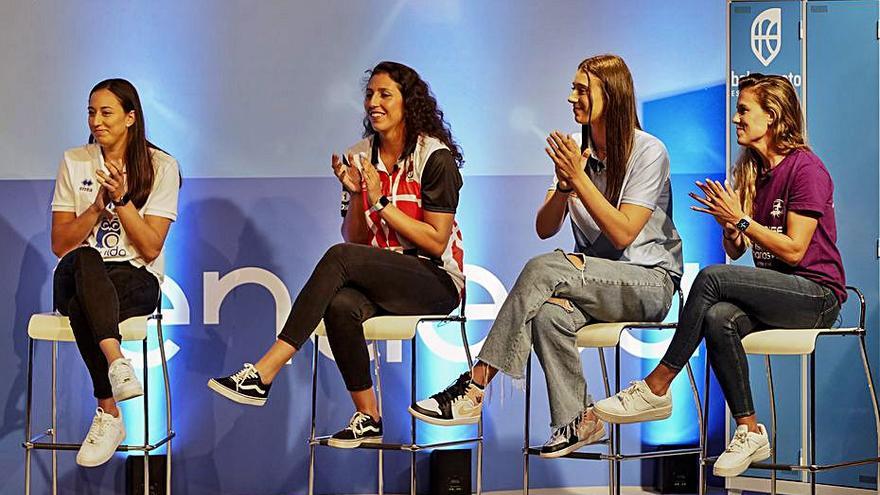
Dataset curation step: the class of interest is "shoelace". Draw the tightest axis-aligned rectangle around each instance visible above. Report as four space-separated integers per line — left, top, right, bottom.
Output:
616 381 643 405
231 363 259 385
85 408 110 445
725 429 752 453
347 412 371 435
431 374 470 407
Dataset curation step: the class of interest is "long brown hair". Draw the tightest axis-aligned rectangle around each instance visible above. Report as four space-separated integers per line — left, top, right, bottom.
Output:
733 74 809 215
577 54 641 205
88 79 169 209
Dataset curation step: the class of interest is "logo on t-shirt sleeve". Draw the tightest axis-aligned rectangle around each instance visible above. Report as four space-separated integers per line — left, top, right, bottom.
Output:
95 216 128 258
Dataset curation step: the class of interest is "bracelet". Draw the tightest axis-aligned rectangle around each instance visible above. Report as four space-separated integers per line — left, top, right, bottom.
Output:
556 184 573 193
723 229 741 241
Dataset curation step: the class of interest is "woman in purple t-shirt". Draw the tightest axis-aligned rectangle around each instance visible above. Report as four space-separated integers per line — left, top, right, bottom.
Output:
593 74 845 477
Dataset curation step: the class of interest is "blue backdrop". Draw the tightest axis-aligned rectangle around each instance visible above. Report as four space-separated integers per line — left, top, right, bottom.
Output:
0 1 733 493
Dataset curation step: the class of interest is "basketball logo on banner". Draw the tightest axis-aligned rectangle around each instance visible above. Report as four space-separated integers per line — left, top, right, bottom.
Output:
751 8 781 67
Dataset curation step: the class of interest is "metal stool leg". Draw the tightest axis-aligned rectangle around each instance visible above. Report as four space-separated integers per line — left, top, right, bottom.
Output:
156 315 173 495
685 362 704 495
410 336 417 495
523 354 531 495
597 347 614 495
51 341 58 495
372 341 384 495
700 360 710 495
24 338 34 495
810 352 817 495
766 356 777 495
459 319 482 495
143 337 150 495
307 335 320 495
614 346 623 495
857 333 880 495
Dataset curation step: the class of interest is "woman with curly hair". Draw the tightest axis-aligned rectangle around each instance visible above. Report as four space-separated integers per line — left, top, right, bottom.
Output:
209 61 465 448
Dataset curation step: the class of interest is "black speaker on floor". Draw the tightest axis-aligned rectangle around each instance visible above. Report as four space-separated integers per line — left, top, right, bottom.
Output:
125 455 167 495
653 448 698 493
430 449 471 495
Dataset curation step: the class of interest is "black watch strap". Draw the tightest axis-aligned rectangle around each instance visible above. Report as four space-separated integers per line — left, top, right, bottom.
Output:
112 193 131 207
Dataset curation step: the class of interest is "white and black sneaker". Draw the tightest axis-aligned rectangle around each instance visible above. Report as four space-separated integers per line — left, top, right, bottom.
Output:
326 411 383 448
540 408 606 458
409 371 484 426
208 363 271 406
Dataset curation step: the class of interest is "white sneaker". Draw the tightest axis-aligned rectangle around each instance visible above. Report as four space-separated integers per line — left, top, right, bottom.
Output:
540 408 606 458
76 407 126 467
108 358 143 403
592 380 672 424
409 372 484 426
714 424 771 477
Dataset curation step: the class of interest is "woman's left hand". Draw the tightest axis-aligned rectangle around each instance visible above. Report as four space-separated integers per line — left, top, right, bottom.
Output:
689 179 746 225
355 153 384 206
96 159 128 204
545 131 588 185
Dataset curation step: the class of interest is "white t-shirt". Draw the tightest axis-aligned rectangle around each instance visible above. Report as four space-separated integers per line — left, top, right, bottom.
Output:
51 143 180 281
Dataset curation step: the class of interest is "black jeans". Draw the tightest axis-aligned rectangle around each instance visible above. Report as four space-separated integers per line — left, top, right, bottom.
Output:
279 243 460 392
53 247 160 399
661 264 840 418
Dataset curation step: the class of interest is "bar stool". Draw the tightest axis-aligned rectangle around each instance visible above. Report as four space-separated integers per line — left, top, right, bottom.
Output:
22 306 174 495
307 298 483 495
523 289 705 495
699 285 880 495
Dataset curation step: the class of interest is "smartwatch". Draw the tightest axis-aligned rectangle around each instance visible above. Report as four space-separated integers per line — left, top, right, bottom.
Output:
370 195 390 213
112 193 131 207
735 216 751 233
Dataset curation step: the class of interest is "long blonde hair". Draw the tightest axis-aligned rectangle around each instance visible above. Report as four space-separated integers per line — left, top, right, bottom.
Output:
733 74 809 215
578 54 641 206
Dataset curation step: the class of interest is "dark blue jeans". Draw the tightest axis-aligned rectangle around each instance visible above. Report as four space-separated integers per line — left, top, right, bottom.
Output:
661 264 840 418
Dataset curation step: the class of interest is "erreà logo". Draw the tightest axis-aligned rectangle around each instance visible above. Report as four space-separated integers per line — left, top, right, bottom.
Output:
751 8 781 67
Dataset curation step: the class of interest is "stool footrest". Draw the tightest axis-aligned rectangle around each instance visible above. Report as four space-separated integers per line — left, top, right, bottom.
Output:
310 435 481 452
524 446 609 460
24 431 175 453
701 455 880 472
619 446 702 460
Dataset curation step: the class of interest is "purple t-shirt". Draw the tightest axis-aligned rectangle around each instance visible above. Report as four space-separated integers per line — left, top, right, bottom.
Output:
751 149 846 303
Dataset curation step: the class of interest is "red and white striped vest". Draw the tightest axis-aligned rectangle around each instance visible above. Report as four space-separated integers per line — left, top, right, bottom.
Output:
346 135 465 293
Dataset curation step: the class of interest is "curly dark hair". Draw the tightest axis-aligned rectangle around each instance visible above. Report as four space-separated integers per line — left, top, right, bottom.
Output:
362 61 463 167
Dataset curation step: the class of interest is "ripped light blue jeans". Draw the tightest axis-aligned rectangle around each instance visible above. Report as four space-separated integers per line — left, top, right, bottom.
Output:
478 250 675 428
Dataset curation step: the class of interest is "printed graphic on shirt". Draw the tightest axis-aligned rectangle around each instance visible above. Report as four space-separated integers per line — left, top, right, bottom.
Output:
95 215 128 258
753 197 785 267
79 178 95 193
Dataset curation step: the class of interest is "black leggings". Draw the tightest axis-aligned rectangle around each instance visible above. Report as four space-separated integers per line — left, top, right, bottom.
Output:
279 243 460 391
53 247 160 399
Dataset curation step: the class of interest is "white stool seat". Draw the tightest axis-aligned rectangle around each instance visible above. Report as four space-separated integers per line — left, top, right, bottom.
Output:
741 327 859 355
314 315 447 341
576 321 677 348
27 313 149 342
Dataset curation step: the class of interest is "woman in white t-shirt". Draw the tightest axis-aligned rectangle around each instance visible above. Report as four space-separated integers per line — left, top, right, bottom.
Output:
410 54 684 458
50 78 180 468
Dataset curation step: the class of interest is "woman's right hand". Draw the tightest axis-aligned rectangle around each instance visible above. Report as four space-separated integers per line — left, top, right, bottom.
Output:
332 153 362 193
90 185 109 212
